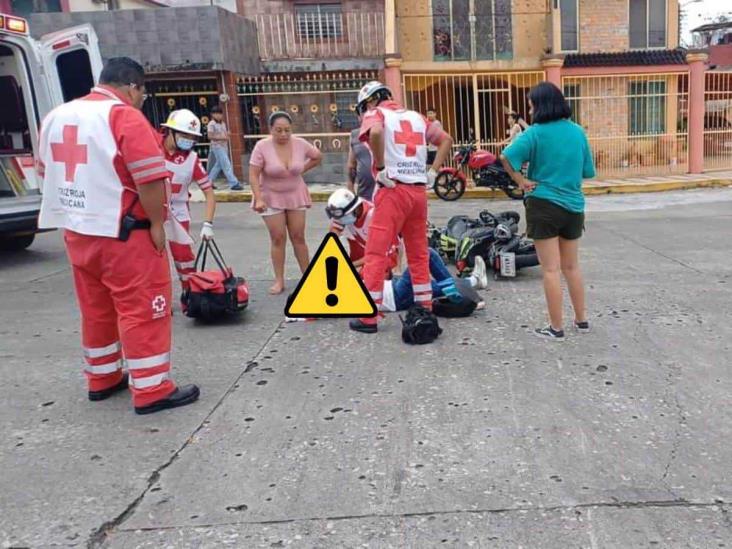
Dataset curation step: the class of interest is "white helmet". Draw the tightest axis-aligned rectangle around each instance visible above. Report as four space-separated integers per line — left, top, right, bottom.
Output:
326 188 362 220
356 81 392 114
161 109 202 137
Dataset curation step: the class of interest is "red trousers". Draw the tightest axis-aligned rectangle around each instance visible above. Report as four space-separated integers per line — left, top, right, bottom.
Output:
361 184 432 324
64 229 176 407
168 220 195 291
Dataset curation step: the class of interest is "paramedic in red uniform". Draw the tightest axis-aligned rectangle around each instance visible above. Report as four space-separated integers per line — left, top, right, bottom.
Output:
158 109 216 309
37 57 200 414
325 188 400 274
349 81 453 334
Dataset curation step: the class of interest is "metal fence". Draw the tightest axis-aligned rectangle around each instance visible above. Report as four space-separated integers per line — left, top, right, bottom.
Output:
249 12 385 60
402 71 544 163
142 77 222 166
236 71 378 183
561 73 689 177
704 70 732 171
237 71 379 155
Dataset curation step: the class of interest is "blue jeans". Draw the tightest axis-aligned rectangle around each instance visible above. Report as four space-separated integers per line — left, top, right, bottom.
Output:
393 248 460 311
206 147 217 174
207 145 240 188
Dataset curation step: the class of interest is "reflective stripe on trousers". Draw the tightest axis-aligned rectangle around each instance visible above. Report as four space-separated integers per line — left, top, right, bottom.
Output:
84 359 123 375
84 341 121 359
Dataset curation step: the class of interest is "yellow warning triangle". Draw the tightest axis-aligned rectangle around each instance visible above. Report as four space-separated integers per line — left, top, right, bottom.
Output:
285 232 377 318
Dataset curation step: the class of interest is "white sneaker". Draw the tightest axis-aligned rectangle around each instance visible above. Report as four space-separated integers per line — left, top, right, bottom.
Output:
471 256 489 289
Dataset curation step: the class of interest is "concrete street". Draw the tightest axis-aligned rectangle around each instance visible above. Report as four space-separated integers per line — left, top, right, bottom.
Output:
1 189 731 548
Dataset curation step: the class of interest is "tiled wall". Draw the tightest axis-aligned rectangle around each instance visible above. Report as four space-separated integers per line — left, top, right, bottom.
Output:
30 6 260 74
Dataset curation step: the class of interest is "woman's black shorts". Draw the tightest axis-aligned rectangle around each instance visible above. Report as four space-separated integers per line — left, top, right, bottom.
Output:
525 196 584 240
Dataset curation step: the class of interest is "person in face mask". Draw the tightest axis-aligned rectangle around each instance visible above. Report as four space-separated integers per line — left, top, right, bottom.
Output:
326 188 398 272
159 109 217 309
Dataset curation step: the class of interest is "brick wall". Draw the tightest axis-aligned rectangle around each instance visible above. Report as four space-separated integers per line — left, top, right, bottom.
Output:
579 0 628 53
577 78 629 138
572 77 631 170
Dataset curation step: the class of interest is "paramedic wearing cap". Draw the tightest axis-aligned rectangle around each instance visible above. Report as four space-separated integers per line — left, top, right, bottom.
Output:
159 109 216 308
37 57 199 415
349 81 452 334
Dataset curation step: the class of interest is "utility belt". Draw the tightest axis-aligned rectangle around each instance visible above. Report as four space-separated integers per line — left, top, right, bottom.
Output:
118 195 151 241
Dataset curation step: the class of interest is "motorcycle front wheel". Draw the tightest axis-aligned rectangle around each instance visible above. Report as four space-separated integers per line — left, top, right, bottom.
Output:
434 173 466 201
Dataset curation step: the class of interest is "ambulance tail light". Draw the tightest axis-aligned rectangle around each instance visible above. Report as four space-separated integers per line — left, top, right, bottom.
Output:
0 15 29 35
52 39 72 50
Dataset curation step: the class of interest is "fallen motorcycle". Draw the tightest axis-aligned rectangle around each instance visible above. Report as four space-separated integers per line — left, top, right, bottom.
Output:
433 141 524 202
428 210 521 266
487 222 540 278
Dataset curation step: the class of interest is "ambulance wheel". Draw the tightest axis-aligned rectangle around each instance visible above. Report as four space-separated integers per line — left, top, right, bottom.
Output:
0 234 35 251
434 173 465 201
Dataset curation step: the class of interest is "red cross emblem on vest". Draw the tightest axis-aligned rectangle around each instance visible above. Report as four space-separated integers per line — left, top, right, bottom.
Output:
393 120 425 157
51 125 88 183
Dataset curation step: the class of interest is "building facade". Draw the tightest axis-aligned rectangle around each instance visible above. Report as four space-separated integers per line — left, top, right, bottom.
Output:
7 0 732 178
235 0 385 184
388 0 725 177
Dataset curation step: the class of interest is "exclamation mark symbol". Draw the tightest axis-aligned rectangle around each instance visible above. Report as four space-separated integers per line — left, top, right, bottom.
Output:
325 256 339 307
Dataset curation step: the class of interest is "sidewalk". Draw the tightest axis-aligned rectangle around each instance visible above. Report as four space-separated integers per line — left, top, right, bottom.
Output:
194 170 732 203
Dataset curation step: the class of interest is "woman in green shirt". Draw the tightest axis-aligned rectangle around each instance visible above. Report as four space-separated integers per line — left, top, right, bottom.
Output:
501 82 596 341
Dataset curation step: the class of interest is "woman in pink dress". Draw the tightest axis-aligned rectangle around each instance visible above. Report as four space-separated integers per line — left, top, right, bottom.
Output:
249 112 322 294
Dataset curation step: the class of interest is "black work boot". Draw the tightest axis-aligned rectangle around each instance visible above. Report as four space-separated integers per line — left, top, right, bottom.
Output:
134 385 200 415
349 319 378 334
88 373 129 402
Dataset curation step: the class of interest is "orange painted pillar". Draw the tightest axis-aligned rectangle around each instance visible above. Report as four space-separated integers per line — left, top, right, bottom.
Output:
221 71 245 180
542 56 564 88
384 57 403 106
686 51 709 174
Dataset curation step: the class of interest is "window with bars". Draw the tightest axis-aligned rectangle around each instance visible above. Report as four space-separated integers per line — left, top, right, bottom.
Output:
629 0 667 49
295 3 343 40
629 80 666 135
432 0 513 62
563 83 581 126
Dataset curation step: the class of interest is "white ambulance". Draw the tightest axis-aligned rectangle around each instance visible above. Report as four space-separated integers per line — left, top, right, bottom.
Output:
0 14 102 250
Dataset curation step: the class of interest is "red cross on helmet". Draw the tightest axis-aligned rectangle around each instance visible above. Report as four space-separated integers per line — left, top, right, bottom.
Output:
161 109 202 137
356 81 392 115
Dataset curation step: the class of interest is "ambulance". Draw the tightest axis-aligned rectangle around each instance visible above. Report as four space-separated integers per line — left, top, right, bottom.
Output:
0 13 102 250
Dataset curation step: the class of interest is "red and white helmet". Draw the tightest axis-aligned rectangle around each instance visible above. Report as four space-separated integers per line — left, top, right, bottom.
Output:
326 188 362 220
161 109 202 137
356 81 392 114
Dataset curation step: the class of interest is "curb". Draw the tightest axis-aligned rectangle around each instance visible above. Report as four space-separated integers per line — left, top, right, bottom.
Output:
211 178 731 203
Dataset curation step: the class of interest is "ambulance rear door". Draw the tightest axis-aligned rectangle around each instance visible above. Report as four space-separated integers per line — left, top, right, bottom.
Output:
38 24 103 106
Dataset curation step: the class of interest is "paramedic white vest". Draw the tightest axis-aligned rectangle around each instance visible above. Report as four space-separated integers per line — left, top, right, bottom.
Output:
38 96 124 238
379 106 429 184
167 152 198 223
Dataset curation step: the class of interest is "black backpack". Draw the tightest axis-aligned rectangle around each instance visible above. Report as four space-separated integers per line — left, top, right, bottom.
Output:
400 305 442 345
